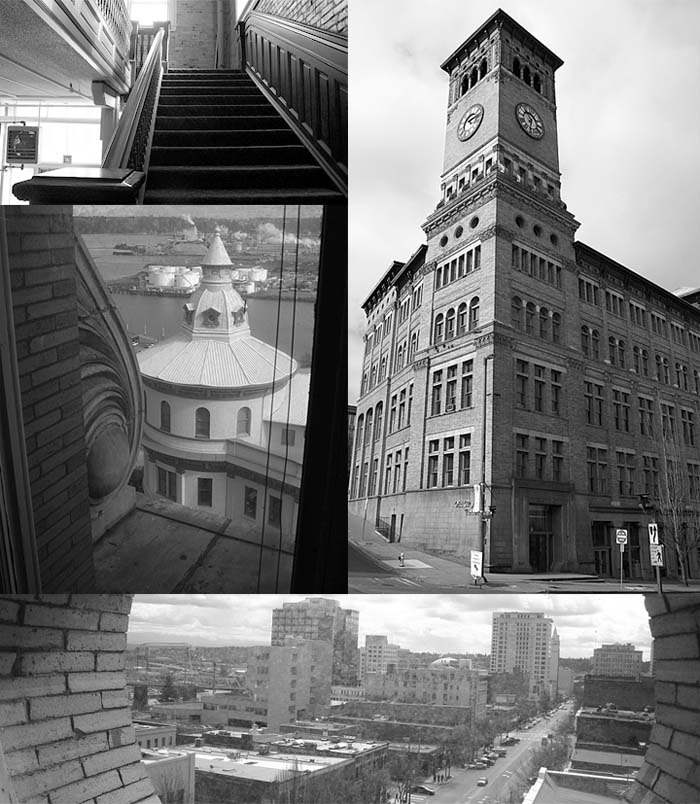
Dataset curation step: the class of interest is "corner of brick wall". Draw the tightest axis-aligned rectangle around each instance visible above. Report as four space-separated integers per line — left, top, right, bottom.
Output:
0 595 160 804
6 207 95 591
625 593 700 804
253 0 348 35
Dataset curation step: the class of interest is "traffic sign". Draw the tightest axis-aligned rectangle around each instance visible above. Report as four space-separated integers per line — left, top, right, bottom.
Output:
650 544 665 567
470 549 483 579
648 523 659 545
615 529 628 544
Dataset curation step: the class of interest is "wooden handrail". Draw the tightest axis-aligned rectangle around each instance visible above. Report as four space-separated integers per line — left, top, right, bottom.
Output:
103 26 165 170
238 11 348 195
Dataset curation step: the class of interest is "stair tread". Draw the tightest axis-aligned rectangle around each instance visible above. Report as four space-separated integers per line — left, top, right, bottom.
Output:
144 188 343 202
147 164 324 173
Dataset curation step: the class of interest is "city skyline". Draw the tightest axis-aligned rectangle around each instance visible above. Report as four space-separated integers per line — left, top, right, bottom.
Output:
128 594 651 660
349 0 700 400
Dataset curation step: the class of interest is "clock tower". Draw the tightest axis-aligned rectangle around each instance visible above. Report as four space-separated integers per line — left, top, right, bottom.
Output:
417 9 581 574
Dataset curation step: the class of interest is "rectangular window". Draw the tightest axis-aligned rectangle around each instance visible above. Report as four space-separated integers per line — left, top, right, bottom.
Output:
459 434 471 485
682 409 696 446
157 467 177 501
613 390 630 432
551 370 562 415
393 450 402 493
197 477 213 507
616 451 635 496
431 370 443 416
642 456 656 495
534 365 545 412
461 360 473 407
442 453 454 487
639 397 654 436
535 437 546 480
446 365 457 411
586 447 608 494
385 455 393 495
552 440 564 482
281 428 296 446
516 360 529 407
515 434 529 477
268 494 282 526
398 388 406 428
427 455 438 488
244 486 258 518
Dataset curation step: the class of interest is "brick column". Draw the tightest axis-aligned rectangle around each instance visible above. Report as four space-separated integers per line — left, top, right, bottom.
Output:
0 595 160 804
626 594 700 804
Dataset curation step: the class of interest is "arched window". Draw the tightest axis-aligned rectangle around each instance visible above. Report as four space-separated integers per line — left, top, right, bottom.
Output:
591 329 600 359
461 74 469 95
609 336 617 365
663 358 670 384
237 406 251 436
434 313 444 343
361 372 368 395
370 364 377 387
581 326 590 357
365 409 373 445
618 340 625 369
470 66 478 87
195 407 210 438
533 74 542 93
469 297 480 330
695 370 700 395
396 342 404 369
523 66 531 85
682 365 689 391
656 354 663 381
380 355 387 380
445 308 456 340
479 58 487 79
539 307 549 340
457 302 468 336
552 312 561 343
355 415 364 452
633 345 641 373
525 302 536 334
642 349 649 376
513 58 521 78
375 403 383 441
160 400 171 433
511 297 522 330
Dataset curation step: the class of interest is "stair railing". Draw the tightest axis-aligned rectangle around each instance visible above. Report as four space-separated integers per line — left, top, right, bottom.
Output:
236 9 347 197
103 25 166 175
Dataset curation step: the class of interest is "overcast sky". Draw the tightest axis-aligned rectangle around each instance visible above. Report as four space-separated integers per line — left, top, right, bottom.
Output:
348 0 700 401
129 594 651 659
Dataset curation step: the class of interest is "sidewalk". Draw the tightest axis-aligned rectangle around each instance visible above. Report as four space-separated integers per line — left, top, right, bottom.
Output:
350 516 700 592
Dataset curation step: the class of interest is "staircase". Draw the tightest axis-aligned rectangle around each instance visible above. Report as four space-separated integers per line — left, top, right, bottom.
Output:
143 69 342 203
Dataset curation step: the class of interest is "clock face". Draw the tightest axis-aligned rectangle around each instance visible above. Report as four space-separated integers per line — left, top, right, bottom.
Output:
457 104 484 141
515 103 544 139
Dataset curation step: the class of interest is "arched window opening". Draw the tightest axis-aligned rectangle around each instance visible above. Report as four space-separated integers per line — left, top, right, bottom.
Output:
608 336 617 365
469 297 480 331
663 358 670 384
434 313 444 343
511 297 522 330
356 415 364 452
365 409 373 445
237 406 251 436
513 58 521 78
591 329 600 359
656 354 663 381
160 400 171 433
618 340 625 369
633 345 641 373
525 302 536 335
479 58 487 79
552 312 561 343
523 66 531 85
581 326 590 357
533 74 542 93
642 349 649 376
457 302 468 336
461 74 469 95
470 66 478 87
195 407 210 439
539 307 549 340
445 308 456 339
375 403 383 441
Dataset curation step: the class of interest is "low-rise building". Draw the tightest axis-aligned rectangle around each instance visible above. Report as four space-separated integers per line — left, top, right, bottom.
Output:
134 719 177 749
141 747 196 804
592 644 643 681
523 769 634 803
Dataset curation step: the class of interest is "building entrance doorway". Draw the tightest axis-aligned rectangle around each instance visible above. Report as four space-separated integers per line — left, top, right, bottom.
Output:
592 522 613 576
528 504 554 572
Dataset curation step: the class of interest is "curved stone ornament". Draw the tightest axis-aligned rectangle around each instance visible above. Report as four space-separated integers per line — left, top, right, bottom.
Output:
75 235 144 506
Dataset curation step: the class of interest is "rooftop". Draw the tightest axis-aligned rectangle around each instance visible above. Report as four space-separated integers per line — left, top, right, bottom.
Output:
523 769 632 803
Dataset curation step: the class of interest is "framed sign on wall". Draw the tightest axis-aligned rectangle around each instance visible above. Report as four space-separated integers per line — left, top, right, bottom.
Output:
6 127 39 164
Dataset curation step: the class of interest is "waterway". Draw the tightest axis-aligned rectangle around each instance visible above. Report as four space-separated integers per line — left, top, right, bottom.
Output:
82 234 316 364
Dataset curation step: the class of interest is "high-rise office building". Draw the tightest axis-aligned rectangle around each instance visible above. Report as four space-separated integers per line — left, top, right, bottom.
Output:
490 611 558 699
360 635 400 679
592 643 643 681
271 598 359 684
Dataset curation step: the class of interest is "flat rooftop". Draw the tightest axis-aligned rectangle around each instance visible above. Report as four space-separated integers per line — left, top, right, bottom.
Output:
269 738 387 756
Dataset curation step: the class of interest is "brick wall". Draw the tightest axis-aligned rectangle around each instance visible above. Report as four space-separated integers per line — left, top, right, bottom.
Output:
582 675 655 711
626 594 700 804
252 0 347 34
0 595 160 804
169 0 218 68
6 208 94 591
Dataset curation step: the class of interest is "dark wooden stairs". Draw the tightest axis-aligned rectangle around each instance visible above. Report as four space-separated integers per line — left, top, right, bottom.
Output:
143 70 342 203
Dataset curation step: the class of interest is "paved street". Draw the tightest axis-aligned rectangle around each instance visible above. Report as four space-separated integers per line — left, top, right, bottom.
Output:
404 705 573 804
349 512 700 593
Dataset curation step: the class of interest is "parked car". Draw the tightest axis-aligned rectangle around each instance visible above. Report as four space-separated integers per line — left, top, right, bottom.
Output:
464 763 479 770
496 749 507 757
477 777 488 786
474 762 488 770
410 784 436 796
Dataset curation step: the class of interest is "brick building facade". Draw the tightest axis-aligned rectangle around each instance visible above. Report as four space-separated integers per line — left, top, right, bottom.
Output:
0 594 160 804
349 9 700 581
251 0 347 34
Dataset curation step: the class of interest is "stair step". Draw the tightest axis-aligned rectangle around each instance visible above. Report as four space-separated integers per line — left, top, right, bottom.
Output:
156 105 279 118
149 145 311 167
158 95 267 106
160 85 259 94
152 129 299 147
145 164 332 191
144 187 343 203
154 115 285 131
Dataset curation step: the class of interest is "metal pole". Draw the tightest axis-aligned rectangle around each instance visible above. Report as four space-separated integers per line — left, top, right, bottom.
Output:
480 355 492 584
620 545 623 588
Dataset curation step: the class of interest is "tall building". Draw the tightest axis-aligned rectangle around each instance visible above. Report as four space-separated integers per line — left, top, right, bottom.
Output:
360 635 400 679
490 612 558 700
139 227 307 542
592 643 643 681
271 598 359 685
348 8 700 581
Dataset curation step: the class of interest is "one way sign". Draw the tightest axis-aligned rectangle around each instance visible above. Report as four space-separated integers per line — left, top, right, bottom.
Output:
648 523 659 545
